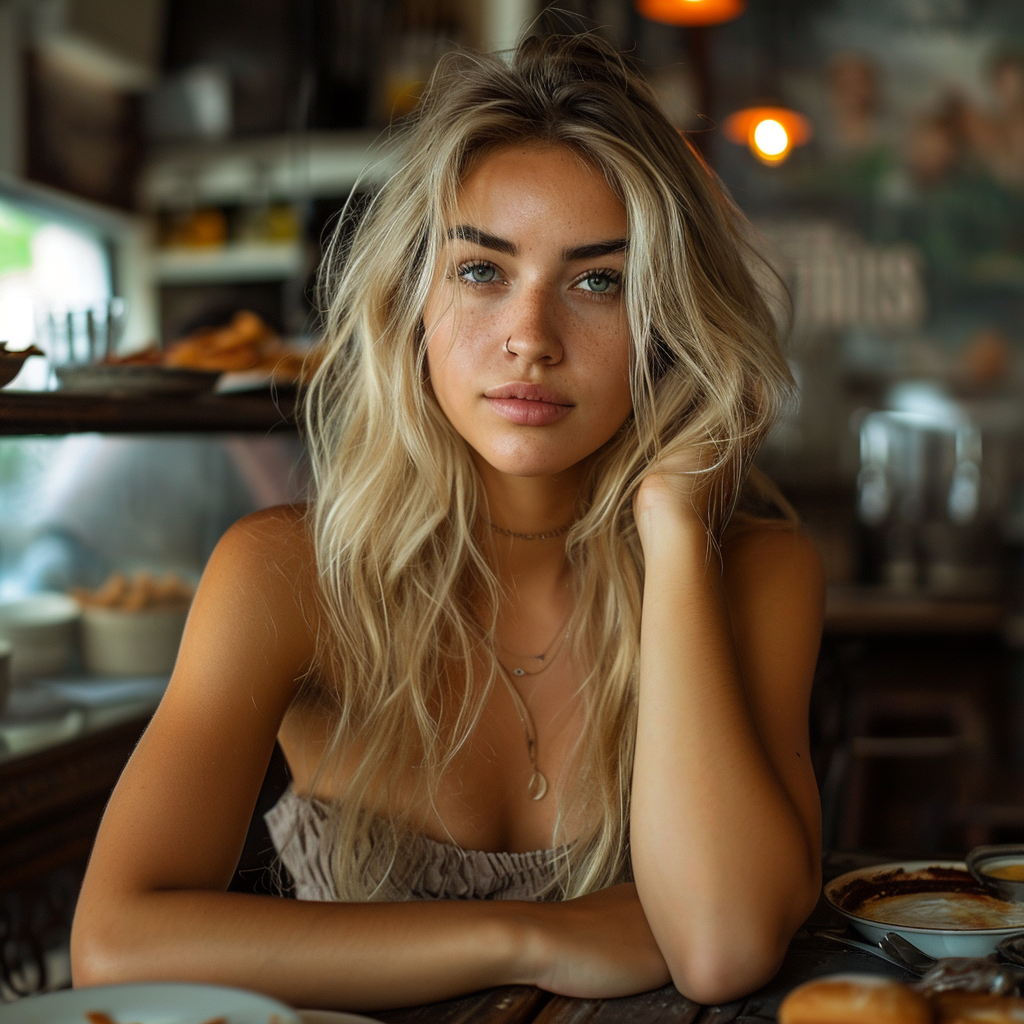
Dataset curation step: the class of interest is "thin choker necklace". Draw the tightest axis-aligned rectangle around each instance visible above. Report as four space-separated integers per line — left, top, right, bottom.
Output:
488 520 573 541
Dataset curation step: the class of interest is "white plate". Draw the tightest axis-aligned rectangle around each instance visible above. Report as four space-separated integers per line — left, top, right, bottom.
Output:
825 859 1024 958
0 981 301 1024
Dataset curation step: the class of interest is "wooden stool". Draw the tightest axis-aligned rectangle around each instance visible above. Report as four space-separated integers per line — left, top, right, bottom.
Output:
838 688 990 851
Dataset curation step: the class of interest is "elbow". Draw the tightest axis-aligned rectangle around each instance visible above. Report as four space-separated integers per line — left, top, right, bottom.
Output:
660 887 819 1006
664 934 788 1006
71 902 135 989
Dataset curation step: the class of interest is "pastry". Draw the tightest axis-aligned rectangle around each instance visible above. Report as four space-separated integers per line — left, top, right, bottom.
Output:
778 973 933 1024
932 991 1024 1022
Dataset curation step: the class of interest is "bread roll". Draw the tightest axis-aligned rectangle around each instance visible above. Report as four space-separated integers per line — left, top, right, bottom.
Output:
778 974 933 1024
932 991 1024 1022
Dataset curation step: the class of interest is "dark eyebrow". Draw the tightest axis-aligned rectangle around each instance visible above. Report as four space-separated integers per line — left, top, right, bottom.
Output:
563 238 628 262
447 225 517 256
447 225 628 263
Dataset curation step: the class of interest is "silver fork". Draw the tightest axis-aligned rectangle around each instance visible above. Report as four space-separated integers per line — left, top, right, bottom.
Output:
812 930 924 975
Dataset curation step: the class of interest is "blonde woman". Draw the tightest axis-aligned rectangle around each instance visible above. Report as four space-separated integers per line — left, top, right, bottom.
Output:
72 32 824 1011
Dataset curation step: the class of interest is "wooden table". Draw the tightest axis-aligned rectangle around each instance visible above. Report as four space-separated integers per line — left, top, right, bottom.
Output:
0 707 906 1020
375 855 911 1024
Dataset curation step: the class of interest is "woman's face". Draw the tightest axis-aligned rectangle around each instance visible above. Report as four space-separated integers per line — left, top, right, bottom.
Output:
423 143 632 479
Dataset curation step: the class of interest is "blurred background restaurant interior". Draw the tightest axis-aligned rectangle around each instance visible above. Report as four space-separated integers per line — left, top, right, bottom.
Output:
5 0 1024 996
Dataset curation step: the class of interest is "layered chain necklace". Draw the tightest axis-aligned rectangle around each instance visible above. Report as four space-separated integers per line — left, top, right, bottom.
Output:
493 612 571 801
486 519 575 801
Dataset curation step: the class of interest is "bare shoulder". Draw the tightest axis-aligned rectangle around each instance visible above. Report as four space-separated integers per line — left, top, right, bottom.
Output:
215 502 313 570
183 503 319 688
719 518 825 691
209 503 316 599
721 518 824 611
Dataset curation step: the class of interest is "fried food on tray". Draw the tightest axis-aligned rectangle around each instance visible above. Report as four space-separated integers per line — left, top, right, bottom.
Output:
107 346 163 366
71 572 195 613
103 310 323 383
164 310 310 378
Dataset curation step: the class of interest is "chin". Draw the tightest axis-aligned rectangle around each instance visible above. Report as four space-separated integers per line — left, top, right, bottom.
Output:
475 439 585 478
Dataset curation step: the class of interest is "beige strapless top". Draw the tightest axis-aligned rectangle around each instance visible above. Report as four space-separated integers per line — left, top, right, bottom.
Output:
264 785 560 902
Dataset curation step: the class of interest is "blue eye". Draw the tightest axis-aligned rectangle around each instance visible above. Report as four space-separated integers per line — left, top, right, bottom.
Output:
576 271 621 295
460 263 497 284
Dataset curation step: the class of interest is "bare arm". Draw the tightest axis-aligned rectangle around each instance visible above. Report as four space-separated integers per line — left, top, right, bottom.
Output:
71 510 526 1009
71 508 668 1009
630 480 824 1005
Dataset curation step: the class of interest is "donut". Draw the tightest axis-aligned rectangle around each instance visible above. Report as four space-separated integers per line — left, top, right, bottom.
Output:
932 991 1024 1022
778 973 933 1024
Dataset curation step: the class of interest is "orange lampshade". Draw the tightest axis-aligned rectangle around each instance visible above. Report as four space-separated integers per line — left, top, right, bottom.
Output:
723 105 812 164
636 0 745 27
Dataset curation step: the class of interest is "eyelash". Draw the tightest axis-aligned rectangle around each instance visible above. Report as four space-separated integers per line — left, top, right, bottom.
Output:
453 261 623 299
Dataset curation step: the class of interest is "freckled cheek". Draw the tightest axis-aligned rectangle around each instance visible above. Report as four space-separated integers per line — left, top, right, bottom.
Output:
583 328 632 413
425 323 488 428
427 303 499 366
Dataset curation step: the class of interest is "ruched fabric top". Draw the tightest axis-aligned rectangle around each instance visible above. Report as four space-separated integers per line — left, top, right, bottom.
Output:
264 785 560 902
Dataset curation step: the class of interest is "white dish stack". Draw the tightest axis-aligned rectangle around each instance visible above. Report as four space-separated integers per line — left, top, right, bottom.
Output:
0 593 81 685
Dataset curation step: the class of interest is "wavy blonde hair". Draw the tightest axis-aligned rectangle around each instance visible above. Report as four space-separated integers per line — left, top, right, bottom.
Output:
300 31 794 900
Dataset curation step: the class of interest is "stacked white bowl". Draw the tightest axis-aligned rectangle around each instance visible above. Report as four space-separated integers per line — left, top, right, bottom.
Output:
0 593 81 684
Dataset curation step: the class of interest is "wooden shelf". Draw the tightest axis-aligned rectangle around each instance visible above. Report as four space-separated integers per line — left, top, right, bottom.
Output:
140 131 385 208
825 585 1005 635
154 242 305 284
0 390 297 434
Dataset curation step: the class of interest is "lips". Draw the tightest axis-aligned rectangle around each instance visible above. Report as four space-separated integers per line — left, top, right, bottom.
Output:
484 382 573 405
483 382 574 427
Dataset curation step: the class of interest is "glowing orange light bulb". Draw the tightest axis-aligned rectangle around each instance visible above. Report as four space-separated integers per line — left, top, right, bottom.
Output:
752 118 790 162
723 106 812 165
636 0 745 27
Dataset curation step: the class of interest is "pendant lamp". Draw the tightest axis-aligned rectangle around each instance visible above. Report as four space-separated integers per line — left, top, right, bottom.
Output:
636 0 745 27
723 105 812 165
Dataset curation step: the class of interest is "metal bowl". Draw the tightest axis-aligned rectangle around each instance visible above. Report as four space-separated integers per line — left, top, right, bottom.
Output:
968 845 1024 904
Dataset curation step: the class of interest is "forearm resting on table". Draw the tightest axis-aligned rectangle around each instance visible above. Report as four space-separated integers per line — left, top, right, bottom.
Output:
630 520 821 1003
71 888 530 1010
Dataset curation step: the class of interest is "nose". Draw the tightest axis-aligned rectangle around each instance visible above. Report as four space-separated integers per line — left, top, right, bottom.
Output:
502 286 563 365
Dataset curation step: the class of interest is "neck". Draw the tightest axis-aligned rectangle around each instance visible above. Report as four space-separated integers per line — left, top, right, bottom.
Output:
473 453 583 592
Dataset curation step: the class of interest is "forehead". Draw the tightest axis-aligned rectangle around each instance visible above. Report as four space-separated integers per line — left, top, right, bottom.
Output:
449 143 627 242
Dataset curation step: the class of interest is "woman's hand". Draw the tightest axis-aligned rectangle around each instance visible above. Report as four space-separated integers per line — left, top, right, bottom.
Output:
633 445 714 551
516 883 671 999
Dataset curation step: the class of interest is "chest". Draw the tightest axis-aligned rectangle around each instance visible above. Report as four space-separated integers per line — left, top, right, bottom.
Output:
277 653 585 853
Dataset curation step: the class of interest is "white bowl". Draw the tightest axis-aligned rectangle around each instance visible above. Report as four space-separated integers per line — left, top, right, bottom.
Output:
82 605 188 676
0 593 80 682
825 859 1024 958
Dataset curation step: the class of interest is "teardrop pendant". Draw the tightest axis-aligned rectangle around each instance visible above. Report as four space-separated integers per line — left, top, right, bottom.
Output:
528 769 548 801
